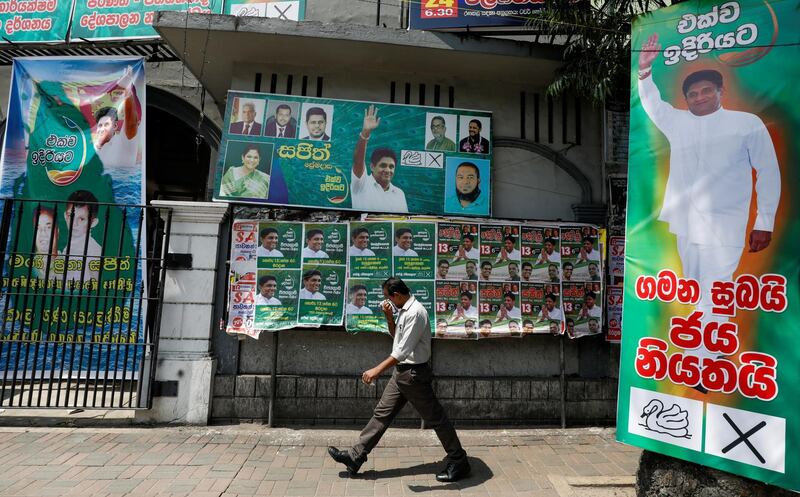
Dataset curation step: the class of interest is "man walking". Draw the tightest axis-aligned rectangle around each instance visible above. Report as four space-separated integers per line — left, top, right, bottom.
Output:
328 277 470 482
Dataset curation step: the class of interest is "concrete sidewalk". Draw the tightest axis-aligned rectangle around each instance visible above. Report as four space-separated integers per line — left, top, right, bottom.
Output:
0 424 641 497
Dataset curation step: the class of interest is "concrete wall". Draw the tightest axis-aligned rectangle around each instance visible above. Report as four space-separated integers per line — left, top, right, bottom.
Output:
306 0 403 29
212 330 618 425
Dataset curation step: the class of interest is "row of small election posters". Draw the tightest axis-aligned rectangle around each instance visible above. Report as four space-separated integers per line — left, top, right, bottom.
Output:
226 219 604 340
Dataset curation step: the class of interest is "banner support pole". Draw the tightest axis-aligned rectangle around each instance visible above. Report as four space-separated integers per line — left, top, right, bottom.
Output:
268 330 279 427
559 334 566 429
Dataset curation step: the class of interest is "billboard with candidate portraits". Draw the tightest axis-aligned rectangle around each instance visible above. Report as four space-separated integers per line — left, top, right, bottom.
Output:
215 91 492 217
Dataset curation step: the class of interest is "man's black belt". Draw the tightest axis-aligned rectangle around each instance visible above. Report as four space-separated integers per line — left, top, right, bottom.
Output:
396 362 430 372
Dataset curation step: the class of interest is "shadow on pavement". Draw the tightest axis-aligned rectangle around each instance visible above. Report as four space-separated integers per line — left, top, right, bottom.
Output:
342 457 492 492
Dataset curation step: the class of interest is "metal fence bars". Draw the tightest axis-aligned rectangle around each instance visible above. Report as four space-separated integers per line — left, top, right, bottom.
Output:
0 198 172 409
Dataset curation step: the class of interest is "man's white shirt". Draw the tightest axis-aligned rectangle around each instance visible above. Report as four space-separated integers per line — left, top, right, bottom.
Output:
458 305 479 320
639 75 780 248
96 132 139 171
255 294 282 305
582 305 602 318
497 306 521 319
351 171 408 213
537 250 561 264
302 247 329 259
346 303 372 315
393 246 418 257
580 249 600 262
497 249 521 262
539 307 564 321
457 247 480 260
350 246 375 257
257 246 284 257
299 288 326 300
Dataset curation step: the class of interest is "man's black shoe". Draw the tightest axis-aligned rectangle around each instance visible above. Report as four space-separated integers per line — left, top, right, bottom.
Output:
436 459 471 482
327 446 363 475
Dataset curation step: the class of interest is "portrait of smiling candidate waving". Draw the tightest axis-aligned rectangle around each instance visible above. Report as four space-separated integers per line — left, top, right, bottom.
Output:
351 105 408 213
638 33 781 357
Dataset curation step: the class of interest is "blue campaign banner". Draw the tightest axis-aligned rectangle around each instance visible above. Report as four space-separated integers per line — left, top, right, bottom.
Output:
409 0 543 30
0 57 146 375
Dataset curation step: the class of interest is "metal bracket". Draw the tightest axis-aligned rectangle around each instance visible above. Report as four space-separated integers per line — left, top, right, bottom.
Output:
165 253 193 270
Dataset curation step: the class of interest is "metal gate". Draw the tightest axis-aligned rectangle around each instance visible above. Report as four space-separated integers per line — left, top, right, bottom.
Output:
0 198 172 409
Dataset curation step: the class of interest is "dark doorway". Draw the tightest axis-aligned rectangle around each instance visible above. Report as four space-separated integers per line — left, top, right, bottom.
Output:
146 106 211 203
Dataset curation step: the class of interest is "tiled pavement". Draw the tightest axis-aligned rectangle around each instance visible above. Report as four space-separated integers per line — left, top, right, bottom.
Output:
0 425 641 496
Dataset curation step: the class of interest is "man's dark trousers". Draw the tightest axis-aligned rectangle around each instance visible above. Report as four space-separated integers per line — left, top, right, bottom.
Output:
349 363 467 464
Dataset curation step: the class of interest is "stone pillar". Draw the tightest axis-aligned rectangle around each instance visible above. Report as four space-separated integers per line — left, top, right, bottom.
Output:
134 201 228 425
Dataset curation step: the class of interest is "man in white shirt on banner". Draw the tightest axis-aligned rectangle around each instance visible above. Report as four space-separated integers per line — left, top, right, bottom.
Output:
257 227 284 257
495 236 520 263
536 237 561 265
393 228 419 257
453 233 480 261
451 291 478 322
255 275 282 305
346 284 372 315
538 293 563 322
349 227 375 257
302 229 329 259
496 292 521 321
351 105 408 213
299 270 326 300
577 237 600 263
638 34 781 356
579 291 601 319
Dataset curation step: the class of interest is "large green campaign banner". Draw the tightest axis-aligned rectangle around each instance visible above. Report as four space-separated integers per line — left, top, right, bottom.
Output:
0 57 145 373
618 0 800 491
0 0 73 43
213 91 493 217
70 0 224 41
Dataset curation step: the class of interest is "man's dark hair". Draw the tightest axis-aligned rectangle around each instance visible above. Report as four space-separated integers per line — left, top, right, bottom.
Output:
276 104 292 114
259 275 277 286
438 259 450 267
508 261 518 268
481 261 492 269
469 119 482 130
382 277 410 296
349 284 367 296
588 262 598 269
582 236 594 244
479 319 492 327
465 319 475 326
462 233 474 242
306 229 323 241
509 320 519 326
522 262 533 270
585 291 597 300
588 318 599 324
305 106 327 122
351 227 369 241
544 237 557 246
66 190 99 218
682 69 723 96
302 269 322 281
370 147 397 166
567 318 575 325
460 291 473 300
548 263 558 270
503 292 515 301
431 115 446 126
522 319 534 326
563 262 574 270
504 235 516 244
94 107 118 124
395 228 412 238
545 293 557 302
260 227 278 238
456 161 480 179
